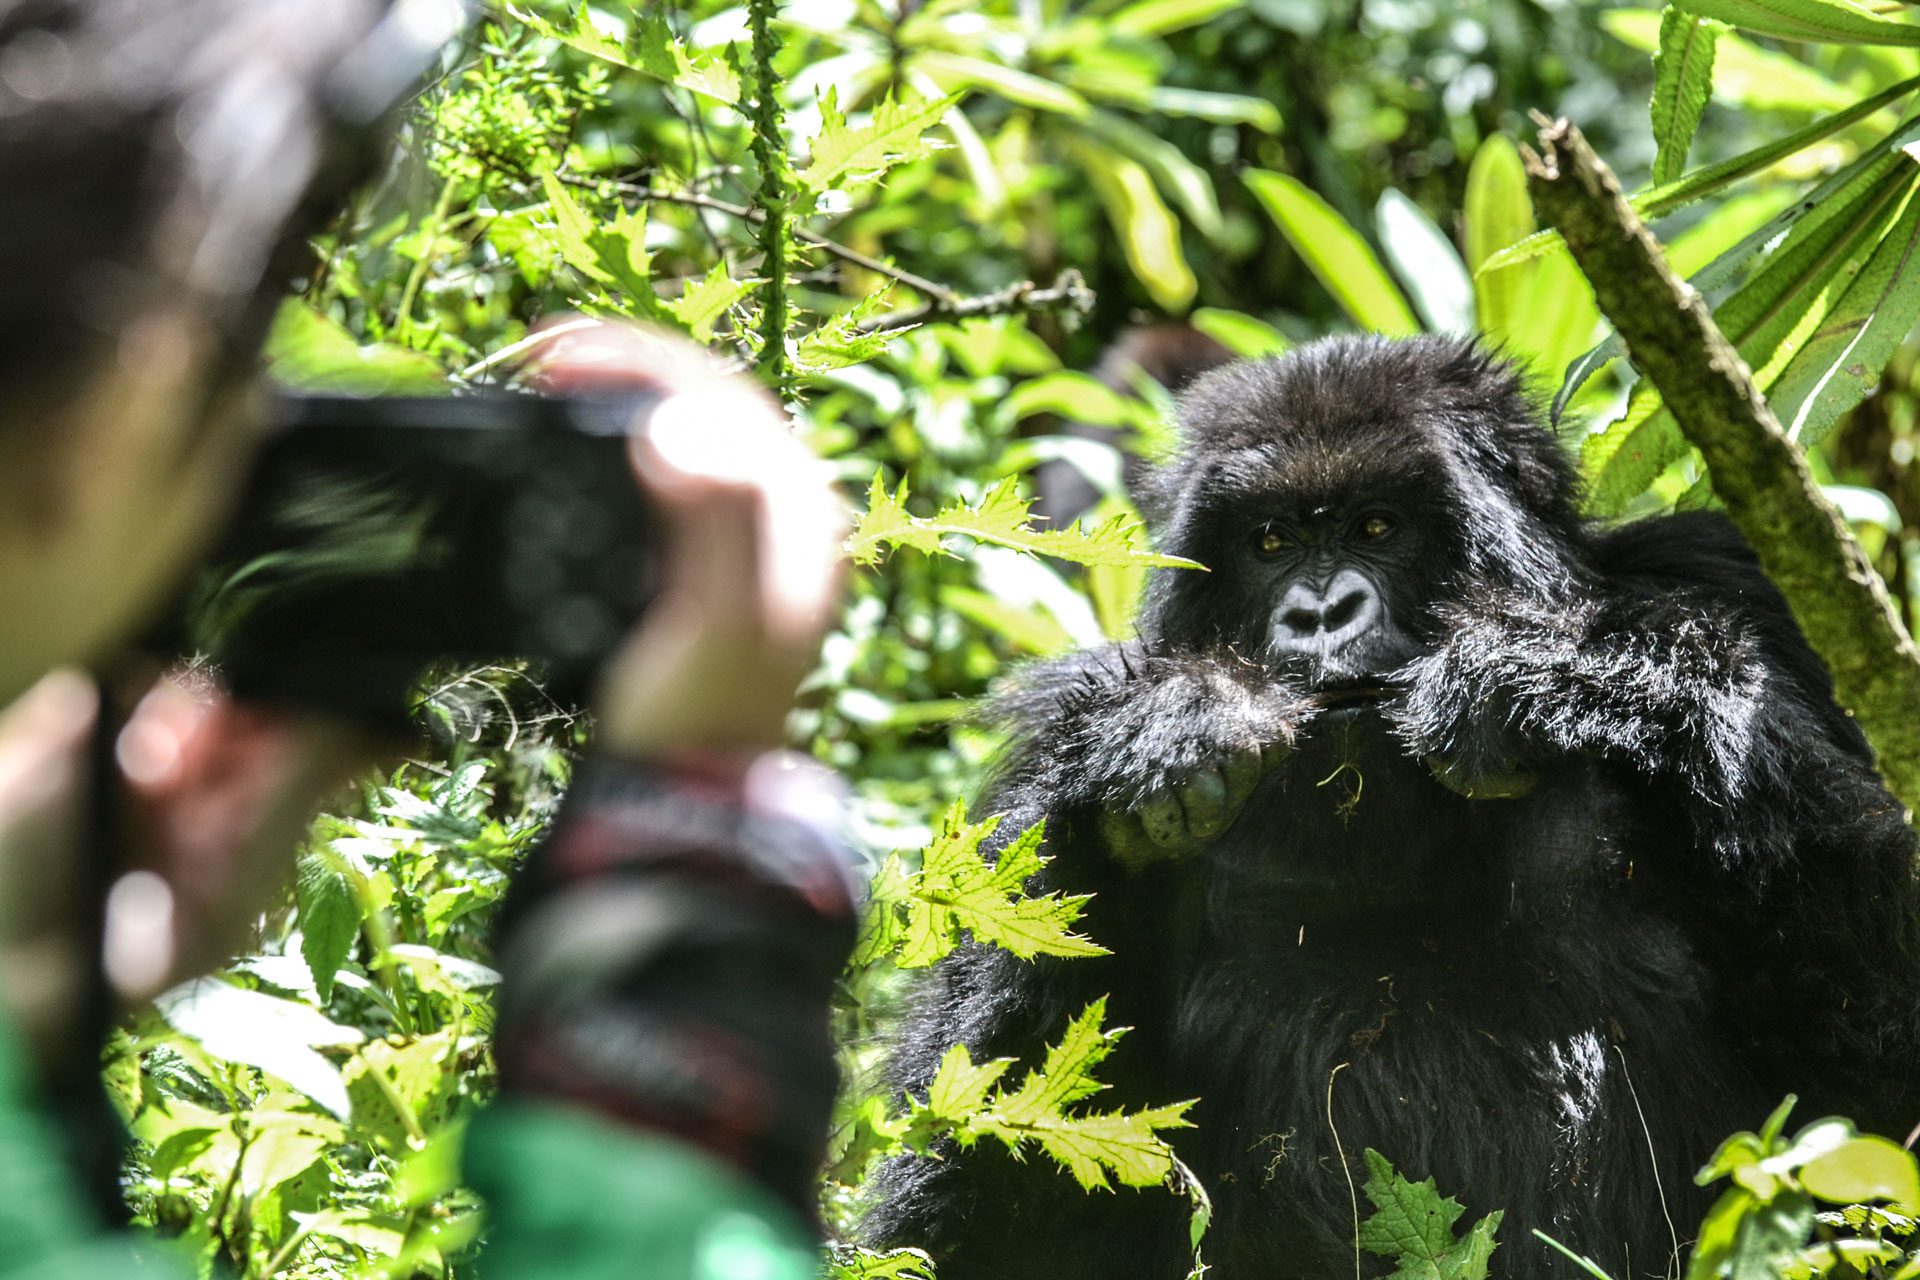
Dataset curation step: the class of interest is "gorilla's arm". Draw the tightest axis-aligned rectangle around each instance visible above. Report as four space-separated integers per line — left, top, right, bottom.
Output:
1394 511 1888 875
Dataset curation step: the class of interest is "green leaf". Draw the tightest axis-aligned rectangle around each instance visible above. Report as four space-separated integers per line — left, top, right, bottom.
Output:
666 262 752 341
1245 169 1419 335
1109 0 1245 38
513 4 741 102
1190 307 1290 358
295 850 362 1003
1800 1136 1920 1211
264 302 446 395
1005 371 1141 424
1376 189 1474 334
1357 1149 1505 1280
1583 386 1688 517
924 1044 1015 1119
1075 141 1199 312
1674 0 1920 47
536 169 665 319
1612 10 1857 114
1082 110 1226 242
942 585 1076 655
1465 135 1538 338
915 50 1090 117
799 88 959 194
155 979 364 1121
1139 85 1281 131
1084 494 1156 640
241 1108 342 1197
343 1031 460 1152
1649 8 1722 185
1766 183 1920 446
796 288 905 372
884 801 1107 966
846 472 1204 570
1687 1187 1757 1280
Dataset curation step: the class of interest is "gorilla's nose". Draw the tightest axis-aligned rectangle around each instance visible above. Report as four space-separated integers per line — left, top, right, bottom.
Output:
1270 569 1381 657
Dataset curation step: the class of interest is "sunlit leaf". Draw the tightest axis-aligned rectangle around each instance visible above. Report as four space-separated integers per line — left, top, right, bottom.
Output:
1245 169 1419 335
1675 0 1920 47
1377 188 1474 335
799 87 959 193
1648 7 1722 184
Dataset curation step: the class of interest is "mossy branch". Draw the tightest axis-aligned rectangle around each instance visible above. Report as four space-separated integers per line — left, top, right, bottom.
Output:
1523 115 1920 816
743 0 791 390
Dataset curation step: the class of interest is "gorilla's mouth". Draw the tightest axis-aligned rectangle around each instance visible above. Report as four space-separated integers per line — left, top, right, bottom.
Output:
1308 682 1390 710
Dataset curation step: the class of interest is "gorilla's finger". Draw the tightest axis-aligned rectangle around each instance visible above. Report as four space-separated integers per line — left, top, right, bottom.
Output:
1177 769 1230 838
1222 747 1262 808
1138 791 1187 847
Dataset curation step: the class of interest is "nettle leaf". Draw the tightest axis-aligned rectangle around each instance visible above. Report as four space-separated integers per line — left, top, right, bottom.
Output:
667 262 752 341
796 288 904 373
951 1000 1196 1191
512 3 740 103
862 801 1107 968
1358 1149 1505 1280
296 848 362 1003
537 168 666 320
846 472 1204 570
800 88 958 194
1650 7 1722 185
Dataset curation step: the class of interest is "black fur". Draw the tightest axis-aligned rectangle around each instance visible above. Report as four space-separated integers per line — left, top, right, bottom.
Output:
861 335 1920 1280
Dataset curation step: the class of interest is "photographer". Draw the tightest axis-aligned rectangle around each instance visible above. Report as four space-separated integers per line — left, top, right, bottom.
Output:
0 4 853 1277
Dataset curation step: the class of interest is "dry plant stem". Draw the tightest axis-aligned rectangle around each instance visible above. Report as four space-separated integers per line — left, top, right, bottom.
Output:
1524 116 1920 816
852 268 1095 333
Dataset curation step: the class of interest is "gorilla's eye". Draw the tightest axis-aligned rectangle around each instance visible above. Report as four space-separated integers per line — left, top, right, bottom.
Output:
1254 527 1288 556
1361 516 1394 539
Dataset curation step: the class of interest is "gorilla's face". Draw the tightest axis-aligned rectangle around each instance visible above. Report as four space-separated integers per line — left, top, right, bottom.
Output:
1237 487 1438 691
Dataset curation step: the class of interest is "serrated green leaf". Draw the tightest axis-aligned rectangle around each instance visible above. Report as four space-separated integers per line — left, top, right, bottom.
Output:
1358 1148 1505 1280
799 88 958 194
1584 386 1688 517
296 850 362 1003
845 472 1205 570
537 169 665 320
1650 8 1722 185
883 802 1107 966
1246 169 1419 335
1675 0 1920 47
666 262 752 341
925 1044 1014 1120
512 4 740 102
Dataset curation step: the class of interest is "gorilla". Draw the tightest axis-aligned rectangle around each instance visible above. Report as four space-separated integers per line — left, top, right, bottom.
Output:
863 336 1920 1279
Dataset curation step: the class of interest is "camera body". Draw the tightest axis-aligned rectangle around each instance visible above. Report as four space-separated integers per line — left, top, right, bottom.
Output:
168 391 663 731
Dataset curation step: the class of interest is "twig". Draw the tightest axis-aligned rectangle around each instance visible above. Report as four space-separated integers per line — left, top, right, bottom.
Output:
1524 114 1920 816
454 315 600 383
853 268 1094 333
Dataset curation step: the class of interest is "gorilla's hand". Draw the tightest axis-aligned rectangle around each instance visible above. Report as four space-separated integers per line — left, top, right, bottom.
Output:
990 645 1309 866
1098 738 1290 865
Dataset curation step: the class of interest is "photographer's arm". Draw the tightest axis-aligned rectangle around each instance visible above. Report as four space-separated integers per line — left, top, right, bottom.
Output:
462 323 855 1279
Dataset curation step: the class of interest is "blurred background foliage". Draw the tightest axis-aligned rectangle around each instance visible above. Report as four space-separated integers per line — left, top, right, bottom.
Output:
112 0 1920 1274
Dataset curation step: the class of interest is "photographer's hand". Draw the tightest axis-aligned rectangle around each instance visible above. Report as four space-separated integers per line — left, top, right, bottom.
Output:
525 321 845 758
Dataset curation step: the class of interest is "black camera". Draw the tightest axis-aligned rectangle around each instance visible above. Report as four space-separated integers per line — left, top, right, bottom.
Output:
163 390 664 731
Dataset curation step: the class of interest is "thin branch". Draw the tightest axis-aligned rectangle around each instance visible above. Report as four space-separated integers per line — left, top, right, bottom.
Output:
853 268 1094 333
1525 114 1920 816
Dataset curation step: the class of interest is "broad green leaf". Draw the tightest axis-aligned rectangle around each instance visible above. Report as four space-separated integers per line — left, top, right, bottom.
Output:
1477 80 1920 277
264 302 446 396
1800 1135 1920 1210
1245 169 1419 335
915 50 1090 116
1005 371 1140 424
1649 8 1722 184
1139 85 1282 131
1191 307 1290 357
1676 0 1920 46
1686 1187 1757 1280
1082 110 1226 242
344 1031 460 1152
241 1108 343 1197
155 978 364 1120
1508 243 1602 385
942 585 1076 654
1109 0 1244 38
666 262 752 341
1610 10 1856 114
1465 136 1538 340
1076 142 1199 311
845 472 1203 569
1767 183 1920 445
296 849 362 1003
1358 1148 1505 1280
799 88 959 194
1376 189 1474 335
1583 387 1688 517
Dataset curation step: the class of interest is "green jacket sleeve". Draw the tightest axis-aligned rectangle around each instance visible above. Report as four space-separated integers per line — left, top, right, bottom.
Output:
463 1101 819 1280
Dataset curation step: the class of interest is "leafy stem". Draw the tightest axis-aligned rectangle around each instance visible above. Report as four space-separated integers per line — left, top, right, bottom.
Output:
743 0 792 390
